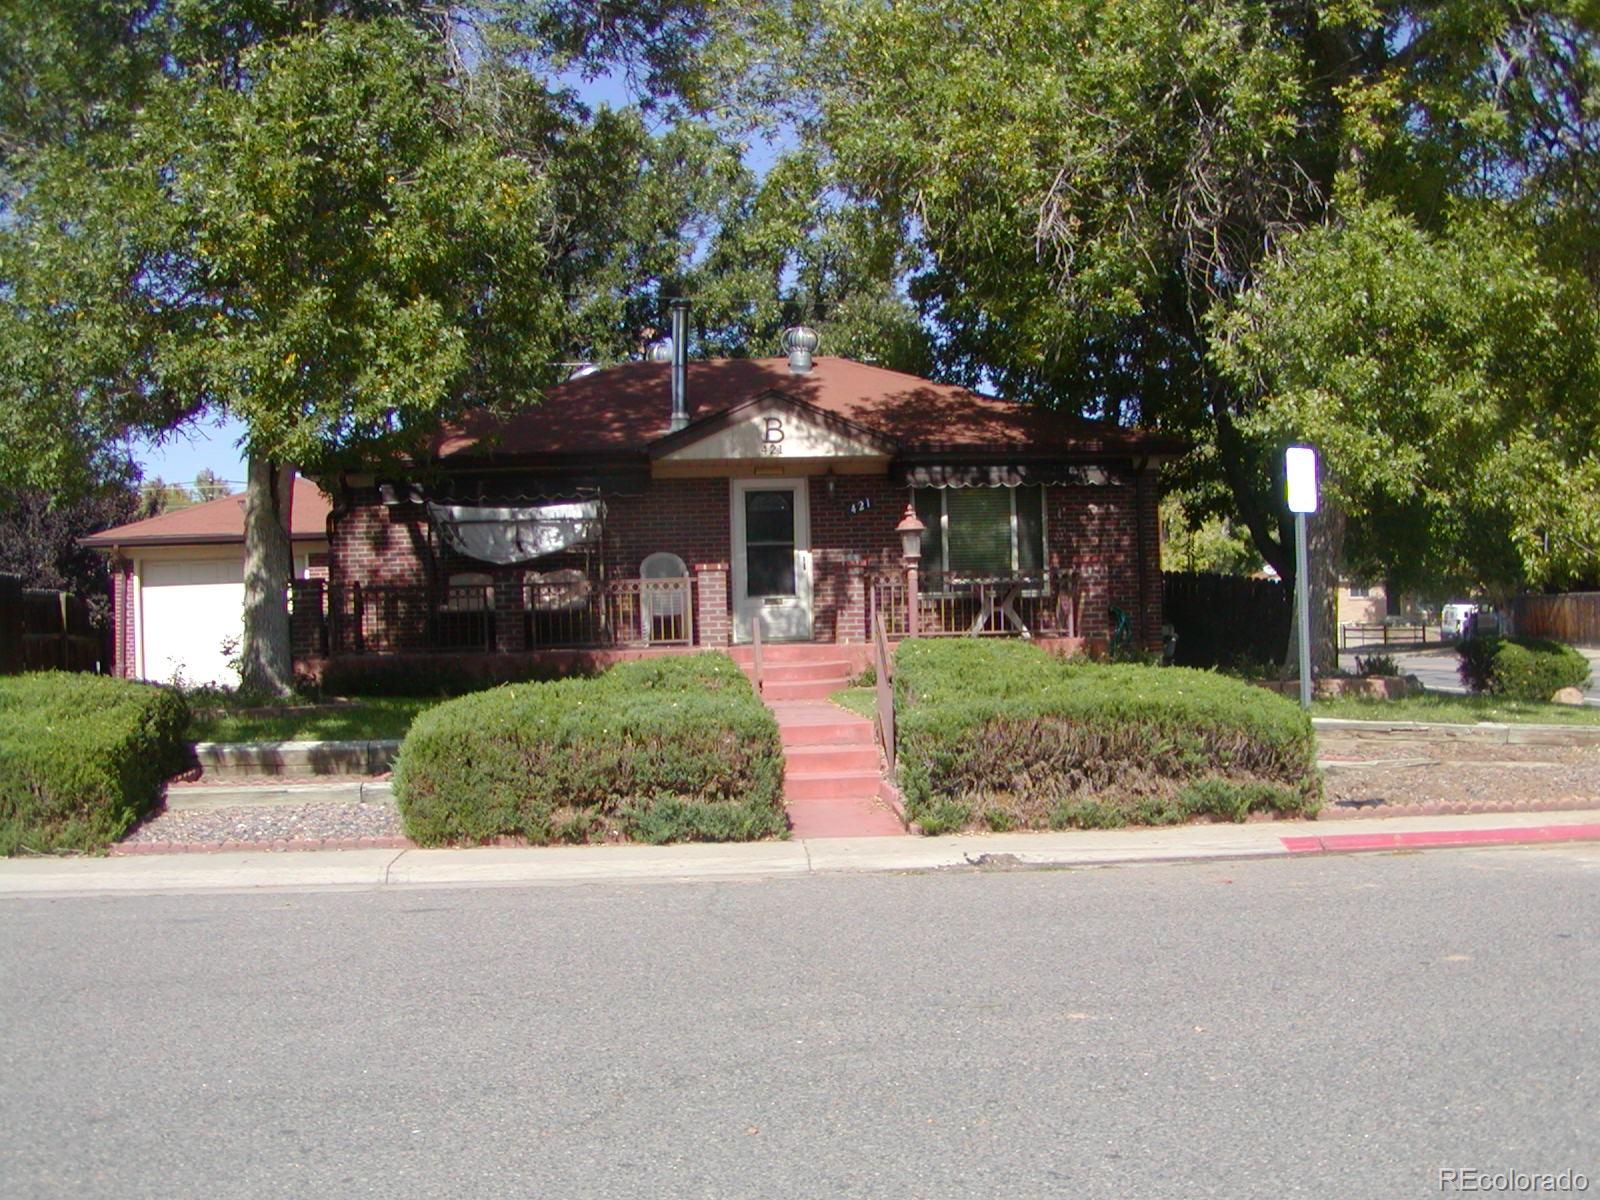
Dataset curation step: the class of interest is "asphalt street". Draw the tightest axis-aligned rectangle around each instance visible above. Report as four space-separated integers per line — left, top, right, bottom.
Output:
1339 643 1600 702
3 847 1598 1199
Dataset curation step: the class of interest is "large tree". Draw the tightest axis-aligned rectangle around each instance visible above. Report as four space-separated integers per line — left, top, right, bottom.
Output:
713 0 1600 654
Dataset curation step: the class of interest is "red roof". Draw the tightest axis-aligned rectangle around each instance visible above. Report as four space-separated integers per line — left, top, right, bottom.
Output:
82 476 331 548
436 356 1184 461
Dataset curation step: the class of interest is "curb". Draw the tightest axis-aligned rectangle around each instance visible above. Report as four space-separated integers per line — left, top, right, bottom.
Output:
111 835 413 856
1282 823 1600 854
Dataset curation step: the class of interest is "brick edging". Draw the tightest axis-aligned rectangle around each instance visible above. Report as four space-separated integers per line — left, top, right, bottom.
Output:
1313 717 1600 745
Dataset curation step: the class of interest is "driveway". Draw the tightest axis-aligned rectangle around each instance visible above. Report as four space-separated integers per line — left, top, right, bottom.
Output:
1337 643 1600 703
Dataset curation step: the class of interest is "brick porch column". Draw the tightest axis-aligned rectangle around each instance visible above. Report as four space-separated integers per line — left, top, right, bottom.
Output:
493 576 527 653
695 563 730 647
289 578 326 665
836 559 867 644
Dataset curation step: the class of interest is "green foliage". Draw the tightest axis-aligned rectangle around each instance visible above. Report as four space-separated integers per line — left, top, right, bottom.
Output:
1456 636 1591 702
0 673 190 855
892 640 1320 834
738 0 1600 597
1215 198 1600 594
393 653 786 846
1161 496 1265 576
1354 654 1400 677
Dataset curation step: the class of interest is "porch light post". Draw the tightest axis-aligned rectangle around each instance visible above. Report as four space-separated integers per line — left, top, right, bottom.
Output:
896 504 927 638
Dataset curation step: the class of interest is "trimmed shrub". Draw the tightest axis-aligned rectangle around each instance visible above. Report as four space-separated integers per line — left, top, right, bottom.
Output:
393 653 786 846
892 639 1319 834
1457 636 1590 701
0 673 191 855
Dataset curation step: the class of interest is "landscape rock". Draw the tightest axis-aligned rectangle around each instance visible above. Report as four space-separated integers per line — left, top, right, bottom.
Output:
1551 686 1586 706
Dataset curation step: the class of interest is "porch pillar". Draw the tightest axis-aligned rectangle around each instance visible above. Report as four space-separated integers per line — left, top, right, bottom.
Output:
694 563 730 646
836 559 867 644
289 578 326 665
493 576 526 653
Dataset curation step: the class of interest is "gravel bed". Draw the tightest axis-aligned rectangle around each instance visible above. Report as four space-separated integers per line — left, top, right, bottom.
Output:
1322 760 1600 817
121 798 403 846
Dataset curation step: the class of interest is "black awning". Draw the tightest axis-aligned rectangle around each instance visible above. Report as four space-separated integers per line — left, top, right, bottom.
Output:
893 463 1117 488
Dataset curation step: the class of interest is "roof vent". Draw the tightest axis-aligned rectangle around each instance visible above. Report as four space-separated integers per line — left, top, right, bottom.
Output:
782 325 819 373
567 362 602 380
645 339 673 363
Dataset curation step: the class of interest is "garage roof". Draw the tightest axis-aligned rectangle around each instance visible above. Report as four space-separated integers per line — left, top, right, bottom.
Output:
81 477 331 548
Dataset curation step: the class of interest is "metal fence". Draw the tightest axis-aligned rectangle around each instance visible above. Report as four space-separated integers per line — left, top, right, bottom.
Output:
322 576 695 655
869 571 1067 639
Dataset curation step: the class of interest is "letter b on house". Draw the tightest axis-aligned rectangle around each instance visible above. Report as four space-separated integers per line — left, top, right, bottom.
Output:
762 417 785 445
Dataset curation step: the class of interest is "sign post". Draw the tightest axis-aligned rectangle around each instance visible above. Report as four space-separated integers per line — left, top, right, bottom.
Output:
1285 446 1319 710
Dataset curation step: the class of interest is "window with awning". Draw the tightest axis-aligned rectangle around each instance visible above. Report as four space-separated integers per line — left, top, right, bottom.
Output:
913 486 1045 575
426 501 604 565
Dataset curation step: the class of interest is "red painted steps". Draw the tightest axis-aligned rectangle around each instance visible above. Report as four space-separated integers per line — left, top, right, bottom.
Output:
765 697 905 839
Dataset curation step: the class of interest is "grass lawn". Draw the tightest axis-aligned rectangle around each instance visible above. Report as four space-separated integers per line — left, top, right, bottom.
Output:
829 687 877 721
1313 691 1600 725
187 696 442 743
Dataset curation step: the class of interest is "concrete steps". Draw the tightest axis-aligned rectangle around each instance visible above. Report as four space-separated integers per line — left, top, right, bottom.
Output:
759 662 904 837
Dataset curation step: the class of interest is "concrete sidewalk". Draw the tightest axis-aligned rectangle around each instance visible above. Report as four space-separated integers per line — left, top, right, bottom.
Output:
4 808 1599 898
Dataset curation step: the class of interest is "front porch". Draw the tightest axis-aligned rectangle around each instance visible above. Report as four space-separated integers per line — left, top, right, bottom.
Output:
291 563 1098 673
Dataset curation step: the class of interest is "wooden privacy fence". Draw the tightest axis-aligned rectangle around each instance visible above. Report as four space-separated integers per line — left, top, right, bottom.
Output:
0 574 108 674
1513 592 1600 646
1162 571 1291 669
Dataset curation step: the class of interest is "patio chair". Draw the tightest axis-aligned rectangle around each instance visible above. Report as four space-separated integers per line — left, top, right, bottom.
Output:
640 552 690 643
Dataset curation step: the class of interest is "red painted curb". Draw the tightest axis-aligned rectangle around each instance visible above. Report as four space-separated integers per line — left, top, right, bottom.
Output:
1282 823 1600 855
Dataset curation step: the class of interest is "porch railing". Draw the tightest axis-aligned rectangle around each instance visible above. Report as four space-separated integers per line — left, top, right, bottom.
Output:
325 576 694 655
869 570 1075 640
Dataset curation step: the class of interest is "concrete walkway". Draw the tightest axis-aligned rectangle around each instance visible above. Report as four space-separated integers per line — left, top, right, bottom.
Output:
5 808 1597 898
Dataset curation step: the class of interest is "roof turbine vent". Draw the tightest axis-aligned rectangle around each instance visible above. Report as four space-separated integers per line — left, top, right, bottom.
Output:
645 339 673 363
782 325 819 374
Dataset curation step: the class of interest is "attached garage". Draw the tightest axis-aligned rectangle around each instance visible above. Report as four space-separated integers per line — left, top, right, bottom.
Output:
82 477 331 686
138 556 246 687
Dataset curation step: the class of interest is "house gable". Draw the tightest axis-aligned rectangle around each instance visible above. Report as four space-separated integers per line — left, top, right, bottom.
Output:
650 391 897 475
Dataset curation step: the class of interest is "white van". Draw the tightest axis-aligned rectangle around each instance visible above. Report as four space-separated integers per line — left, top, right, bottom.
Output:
1441 603 1478 639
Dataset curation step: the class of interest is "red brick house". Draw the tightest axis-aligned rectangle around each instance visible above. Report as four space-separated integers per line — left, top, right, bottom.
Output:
297 334 1183 681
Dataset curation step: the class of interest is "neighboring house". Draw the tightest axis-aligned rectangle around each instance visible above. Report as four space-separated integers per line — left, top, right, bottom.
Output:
297 333 1184 680
1336 580 1388 626
83 478 331 686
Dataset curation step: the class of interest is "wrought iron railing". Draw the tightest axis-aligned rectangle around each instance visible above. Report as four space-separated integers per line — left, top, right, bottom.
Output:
325 576 694 655
869 570 1071 639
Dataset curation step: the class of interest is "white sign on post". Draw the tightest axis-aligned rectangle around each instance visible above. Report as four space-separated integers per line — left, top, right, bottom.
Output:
1285 445 1319 514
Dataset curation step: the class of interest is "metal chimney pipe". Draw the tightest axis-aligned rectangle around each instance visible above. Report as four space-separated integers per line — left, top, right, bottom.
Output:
668 298 690 432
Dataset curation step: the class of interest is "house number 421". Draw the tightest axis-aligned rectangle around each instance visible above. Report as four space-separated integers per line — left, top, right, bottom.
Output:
761 416 784 455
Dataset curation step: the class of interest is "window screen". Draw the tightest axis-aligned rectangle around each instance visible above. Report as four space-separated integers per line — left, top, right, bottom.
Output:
909 485 1047 574
946 488 1013 573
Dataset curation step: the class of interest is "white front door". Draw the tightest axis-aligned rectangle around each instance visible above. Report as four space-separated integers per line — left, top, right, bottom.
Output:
732 478 812 642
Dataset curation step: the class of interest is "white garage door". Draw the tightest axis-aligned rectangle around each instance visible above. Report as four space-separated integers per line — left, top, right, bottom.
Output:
141 559 245 687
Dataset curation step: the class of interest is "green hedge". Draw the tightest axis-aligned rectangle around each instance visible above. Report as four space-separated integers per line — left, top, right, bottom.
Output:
1457 635 1591 702
393 653 786 846
0 673 191 855
892 640 1320 834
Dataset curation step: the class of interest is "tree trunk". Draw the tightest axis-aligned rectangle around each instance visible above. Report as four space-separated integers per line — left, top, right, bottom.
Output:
239 454 296 697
